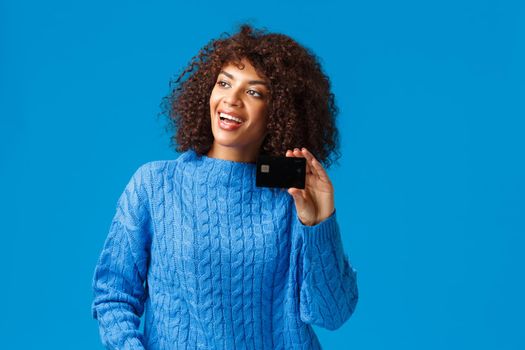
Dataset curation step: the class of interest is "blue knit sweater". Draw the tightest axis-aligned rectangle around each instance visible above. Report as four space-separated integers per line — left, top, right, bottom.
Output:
91 149 358 350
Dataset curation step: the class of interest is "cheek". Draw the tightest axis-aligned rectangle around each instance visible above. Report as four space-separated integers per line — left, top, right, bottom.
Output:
252 109 269 134
209 100 219 118
209 88 220 106
258 106 269 126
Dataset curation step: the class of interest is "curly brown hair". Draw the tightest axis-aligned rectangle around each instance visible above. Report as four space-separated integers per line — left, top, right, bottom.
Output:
159 23 341 169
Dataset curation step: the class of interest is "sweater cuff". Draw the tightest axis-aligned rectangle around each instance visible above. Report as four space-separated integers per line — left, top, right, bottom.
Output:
294 208 339 247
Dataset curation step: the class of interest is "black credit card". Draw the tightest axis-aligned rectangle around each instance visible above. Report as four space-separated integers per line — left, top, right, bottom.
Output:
255 154 306 189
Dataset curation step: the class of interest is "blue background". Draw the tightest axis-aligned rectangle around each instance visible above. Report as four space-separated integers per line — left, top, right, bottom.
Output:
1 0 523 349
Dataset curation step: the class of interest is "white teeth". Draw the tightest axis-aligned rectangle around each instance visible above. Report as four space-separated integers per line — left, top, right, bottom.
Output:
219 112 243 123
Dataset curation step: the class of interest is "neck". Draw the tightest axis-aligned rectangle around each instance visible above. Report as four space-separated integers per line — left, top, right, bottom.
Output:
206 144 260 163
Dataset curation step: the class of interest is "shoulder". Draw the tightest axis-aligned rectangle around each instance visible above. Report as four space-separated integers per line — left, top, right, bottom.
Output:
131 150 197 185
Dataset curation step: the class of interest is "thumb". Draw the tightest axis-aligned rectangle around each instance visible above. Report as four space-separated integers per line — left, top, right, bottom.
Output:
287 187 305 207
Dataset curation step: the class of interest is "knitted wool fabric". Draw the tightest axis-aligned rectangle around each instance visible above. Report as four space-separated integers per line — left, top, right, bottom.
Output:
92 149 358 350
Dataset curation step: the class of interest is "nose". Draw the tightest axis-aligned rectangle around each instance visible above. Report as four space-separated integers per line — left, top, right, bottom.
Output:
223 88 242 107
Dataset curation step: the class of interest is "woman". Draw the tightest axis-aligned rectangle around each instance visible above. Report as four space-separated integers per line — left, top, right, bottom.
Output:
92 23 358 350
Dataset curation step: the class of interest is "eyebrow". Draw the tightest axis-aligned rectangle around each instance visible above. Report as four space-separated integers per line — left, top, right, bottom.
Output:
219 70 269 87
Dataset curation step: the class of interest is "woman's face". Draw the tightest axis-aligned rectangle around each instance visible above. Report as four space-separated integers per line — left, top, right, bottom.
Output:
208 58 270 162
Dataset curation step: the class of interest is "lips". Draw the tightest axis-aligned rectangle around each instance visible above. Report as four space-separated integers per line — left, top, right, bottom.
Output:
217 113 243 131
217 109 245 123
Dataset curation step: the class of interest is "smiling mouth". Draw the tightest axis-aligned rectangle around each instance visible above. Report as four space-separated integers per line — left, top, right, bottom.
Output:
218 112 244 125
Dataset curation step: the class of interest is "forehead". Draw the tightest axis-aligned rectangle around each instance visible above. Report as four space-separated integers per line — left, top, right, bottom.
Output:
220 59 266 81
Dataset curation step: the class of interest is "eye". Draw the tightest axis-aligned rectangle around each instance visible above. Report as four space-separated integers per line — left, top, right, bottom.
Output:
216 80 264 98
217 80 230 88
247 89 263 98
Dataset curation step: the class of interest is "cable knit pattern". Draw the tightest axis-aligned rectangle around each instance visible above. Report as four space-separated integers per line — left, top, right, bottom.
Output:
92 149 358 350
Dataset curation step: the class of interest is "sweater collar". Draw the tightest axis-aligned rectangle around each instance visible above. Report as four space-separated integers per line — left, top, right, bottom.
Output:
182 149 258 184
187 148 257 171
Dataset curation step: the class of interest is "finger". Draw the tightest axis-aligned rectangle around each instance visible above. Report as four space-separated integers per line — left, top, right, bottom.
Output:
293 148 303 157
311 157 330 182
301 147 330 182
298 148 317 175
293 148 314 175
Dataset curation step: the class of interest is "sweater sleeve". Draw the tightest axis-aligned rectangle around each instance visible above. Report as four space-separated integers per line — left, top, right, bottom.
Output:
293 206 359 331
91 163 153 350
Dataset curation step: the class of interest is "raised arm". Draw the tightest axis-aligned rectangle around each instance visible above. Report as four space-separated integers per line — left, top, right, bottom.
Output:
91 163 153 349
293 206 358 330
284 147 358 331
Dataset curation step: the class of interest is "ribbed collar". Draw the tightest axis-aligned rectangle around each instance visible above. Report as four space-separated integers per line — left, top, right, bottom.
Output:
181 149 258 189
190 149 257 169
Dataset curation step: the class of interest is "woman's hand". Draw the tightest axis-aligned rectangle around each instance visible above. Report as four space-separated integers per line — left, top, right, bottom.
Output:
286 147 335 226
